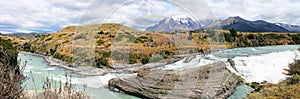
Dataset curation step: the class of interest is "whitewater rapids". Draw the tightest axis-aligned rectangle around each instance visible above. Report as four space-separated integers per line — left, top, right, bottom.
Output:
161 45 300 83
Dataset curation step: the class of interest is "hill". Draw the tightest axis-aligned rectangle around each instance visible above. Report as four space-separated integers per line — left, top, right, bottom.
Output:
21 23 226 67
14 23 300 68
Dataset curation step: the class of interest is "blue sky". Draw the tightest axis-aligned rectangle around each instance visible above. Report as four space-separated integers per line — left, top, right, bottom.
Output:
0 0 300 33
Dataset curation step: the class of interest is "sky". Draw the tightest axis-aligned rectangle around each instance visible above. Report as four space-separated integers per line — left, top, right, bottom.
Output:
0 0 300 33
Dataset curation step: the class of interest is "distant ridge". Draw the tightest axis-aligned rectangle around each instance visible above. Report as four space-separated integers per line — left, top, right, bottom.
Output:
275 23 300 32
204 16 289 32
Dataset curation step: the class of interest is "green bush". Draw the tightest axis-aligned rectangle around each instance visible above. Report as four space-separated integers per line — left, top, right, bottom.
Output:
95 58 108 67
45 37 53 41
286 74 300 85
134 36 149 43
98 31 104 34
291 34 300 44
286 60 300 75
129 54 139 64
229 28 237 38
97 40 105 46
247 82 262 92
141 57 150 64
160 50 174 59
52 53 72 63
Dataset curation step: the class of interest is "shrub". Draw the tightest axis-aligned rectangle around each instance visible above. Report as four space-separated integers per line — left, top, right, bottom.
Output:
95 58 108 67
141 56 150 64
229 28 237 38
45 37 53 41
285 60 300 75
129 54 139 64
247 82 262 92
134 36 149 43
97 31 104 34
160 50 174 59
286 74 300 85
96 40 105 46
291 34 300 44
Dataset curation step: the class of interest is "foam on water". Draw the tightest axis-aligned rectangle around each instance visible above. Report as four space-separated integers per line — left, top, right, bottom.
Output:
161 55 216 70
231 50 300 83
43 67 57 71
161 45 300 83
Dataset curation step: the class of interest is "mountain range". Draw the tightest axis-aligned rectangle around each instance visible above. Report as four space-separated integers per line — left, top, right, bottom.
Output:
275 23 300 32
146 16 300 32
204 16 289 32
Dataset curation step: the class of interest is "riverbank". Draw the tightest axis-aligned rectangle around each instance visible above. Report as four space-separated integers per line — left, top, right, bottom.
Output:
19 51 184 76
20 51 110 76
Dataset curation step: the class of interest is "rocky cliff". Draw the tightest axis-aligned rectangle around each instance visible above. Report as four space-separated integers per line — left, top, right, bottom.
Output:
109 62 241 99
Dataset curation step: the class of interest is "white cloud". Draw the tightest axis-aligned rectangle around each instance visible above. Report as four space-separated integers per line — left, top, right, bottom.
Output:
78 0 217 30
0 0 91 33
0 0 300 33
205 0 300 25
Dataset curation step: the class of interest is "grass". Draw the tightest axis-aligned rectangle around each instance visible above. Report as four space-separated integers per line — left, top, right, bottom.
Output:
0 56 24 99
24 72 89 99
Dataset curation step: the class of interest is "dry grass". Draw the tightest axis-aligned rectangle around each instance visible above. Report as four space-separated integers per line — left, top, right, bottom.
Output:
23 73 89 99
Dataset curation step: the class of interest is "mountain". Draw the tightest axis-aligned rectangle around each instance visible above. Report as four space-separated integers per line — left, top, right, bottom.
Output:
0 33 41 39
275 23 300 32
146 15 202 32
204 16 289 32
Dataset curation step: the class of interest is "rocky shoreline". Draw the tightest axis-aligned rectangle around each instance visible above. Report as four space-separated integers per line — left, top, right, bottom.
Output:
20 51 109 76
19 51 183 76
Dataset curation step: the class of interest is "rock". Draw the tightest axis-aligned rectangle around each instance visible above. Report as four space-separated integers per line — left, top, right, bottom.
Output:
184 55 196 63
109 62 240 98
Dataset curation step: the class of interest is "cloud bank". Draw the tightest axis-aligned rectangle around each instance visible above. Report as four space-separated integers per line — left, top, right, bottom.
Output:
0 0 299 33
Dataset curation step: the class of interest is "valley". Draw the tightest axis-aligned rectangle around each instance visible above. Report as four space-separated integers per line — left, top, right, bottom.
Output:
2 16 300 99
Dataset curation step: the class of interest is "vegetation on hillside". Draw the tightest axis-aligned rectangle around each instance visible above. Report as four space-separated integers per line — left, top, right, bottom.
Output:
16 25 300 68
247 60 300 98
225 28 299 48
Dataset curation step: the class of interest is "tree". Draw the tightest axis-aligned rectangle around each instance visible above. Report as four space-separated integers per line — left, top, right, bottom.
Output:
284 60 300 85
229 28 237 41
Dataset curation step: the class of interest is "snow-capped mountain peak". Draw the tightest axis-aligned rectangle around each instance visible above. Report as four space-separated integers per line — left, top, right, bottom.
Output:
146 15 202 32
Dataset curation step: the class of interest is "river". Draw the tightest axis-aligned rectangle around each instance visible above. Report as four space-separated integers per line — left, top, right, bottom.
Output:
19 45 300 99
19 53 140 99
